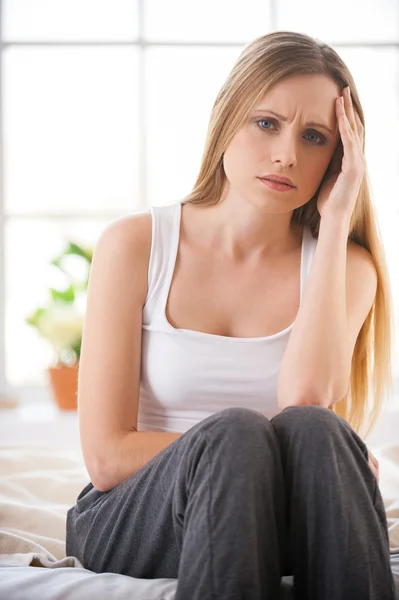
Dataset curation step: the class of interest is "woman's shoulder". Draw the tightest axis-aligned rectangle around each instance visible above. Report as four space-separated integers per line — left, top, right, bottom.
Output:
95 212 153 287
102 210 153 253
346 240 378 316
347 239 376 272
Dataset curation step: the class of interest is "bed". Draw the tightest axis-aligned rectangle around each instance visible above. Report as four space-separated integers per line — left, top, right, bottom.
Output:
0 443 398 600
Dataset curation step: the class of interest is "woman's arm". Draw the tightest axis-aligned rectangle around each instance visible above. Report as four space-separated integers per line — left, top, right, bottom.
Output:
277 213 377 410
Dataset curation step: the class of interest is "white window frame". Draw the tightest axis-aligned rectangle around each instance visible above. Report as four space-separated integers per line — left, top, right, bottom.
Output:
0 0 398 404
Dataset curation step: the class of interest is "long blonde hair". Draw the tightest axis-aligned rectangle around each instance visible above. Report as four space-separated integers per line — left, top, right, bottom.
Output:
182 30 395 439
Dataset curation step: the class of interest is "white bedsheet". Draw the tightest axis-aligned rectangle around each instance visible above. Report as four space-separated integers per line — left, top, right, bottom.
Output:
0 443 398 599
0 445 178 599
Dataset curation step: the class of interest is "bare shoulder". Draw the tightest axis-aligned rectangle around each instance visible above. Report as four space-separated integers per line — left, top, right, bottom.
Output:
347 240 377 277
97 211 153 271
100 210 152 254
346 240 378 305
94 210 153 303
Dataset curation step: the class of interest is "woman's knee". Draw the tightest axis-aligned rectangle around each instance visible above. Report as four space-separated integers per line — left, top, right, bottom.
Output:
271 404 345 442
216 406 272 431
196 406 274 444
193 407 282 476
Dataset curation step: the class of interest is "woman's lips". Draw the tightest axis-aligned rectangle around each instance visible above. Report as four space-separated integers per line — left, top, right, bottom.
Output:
258 177 295 192
261 174 295 187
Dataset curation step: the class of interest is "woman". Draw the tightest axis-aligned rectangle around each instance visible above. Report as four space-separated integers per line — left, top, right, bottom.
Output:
66 31 396 599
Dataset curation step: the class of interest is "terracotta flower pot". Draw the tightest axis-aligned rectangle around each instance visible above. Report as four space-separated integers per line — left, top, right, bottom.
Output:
47 363 79 410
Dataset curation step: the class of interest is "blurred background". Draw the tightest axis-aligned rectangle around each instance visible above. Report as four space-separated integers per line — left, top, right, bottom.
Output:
0 0 398 445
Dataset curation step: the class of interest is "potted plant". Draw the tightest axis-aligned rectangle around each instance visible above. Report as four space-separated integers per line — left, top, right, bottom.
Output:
25 242 93 410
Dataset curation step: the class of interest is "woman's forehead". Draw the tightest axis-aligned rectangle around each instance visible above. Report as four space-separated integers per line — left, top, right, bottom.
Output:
257 74 340 105
253 75 340 129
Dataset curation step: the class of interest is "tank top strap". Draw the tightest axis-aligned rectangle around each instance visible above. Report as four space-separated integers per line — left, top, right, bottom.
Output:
142 201 182 327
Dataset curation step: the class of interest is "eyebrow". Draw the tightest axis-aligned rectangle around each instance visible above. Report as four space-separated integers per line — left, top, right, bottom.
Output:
253 109 335 136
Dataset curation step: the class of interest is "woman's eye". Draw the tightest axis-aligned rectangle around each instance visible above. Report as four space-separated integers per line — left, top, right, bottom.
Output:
305 131 324 144
257 119 275 130
256 119 325 145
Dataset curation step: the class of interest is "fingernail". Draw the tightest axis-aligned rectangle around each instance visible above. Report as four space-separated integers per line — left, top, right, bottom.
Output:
347 86 351 98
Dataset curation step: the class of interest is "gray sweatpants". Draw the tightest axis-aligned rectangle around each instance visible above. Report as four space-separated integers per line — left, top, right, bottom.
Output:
66 405 396 599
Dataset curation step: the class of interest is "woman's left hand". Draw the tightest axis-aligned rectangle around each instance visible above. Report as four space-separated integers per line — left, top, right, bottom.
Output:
317 86 366 221
368 448 380 483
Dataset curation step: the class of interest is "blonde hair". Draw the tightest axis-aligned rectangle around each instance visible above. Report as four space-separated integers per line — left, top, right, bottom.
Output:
182 30 395 439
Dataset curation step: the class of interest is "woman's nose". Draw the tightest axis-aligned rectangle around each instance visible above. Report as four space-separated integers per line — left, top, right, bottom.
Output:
270 134 298 168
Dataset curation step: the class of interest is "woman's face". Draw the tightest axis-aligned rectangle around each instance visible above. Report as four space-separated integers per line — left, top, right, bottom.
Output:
222 74 342 213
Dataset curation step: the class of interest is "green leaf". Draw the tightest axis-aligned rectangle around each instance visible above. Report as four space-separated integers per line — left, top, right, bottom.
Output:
50 285 75 303
25 307 47 327
70 338 82 360
51 242 93 270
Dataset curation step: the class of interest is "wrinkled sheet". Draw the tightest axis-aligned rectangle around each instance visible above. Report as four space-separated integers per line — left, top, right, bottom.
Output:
0 446 180 599
0 444 398 599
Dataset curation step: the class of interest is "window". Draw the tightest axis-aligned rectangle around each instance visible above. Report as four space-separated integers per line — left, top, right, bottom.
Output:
1 0 398 401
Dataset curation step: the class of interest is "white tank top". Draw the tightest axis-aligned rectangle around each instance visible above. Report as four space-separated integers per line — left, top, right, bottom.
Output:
138 200 318 433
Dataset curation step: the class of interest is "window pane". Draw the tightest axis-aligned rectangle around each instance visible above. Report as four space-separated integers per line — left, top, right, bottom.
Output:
3 47 140 215
5 217 120 386
145 46 242 205
277 0 399 43
3 0 138 41
144 0 271 42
